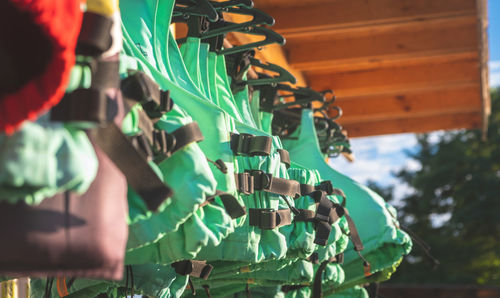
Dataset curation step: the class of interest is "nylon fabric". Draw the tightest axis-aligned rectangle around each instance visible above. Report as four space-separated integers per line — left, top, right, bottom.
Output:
281 109 412 287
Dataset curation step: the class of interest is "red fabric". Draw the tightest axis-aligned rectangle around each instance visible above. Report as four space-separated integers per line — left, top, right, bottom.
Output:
1 0 83 134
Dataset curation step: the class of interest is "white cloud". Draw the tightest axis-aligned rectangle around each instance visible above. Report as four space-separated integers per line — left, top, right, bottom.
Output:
491 70 500 87
330 133 418 187
489 60 500 71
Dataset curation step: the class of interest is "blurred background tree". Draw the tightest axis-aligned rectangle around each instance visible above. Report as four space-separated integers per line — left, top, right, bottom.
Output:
375 89 500 285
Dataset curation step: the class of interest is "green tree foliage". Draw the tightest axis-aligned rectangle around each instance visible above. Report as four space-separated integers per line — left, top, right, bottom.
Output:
387 89 500 285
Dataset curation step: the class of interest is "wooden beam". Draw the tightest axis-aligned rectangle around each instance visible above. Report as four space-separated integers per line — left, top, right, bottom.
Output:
476 0 490 139
333 83 482 123
287 16 479 72
341 111 482 138
257 0 477 37
309 56 481 97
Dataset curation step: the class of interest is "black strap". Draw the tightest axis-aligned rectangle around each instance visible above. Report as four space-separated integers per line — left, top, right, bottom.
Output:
293 208 316 222
91 60 121 90
171 260 213 280
89 124 173 211
131 110 204 162
248 208 292 230
201 190 246 219
50 88 117 123
299 180 334 197
277 149 291 169
311 255 344 298
308 252 320 264
230 133 272 156
76 12 113 56
234 170 301 198
121 71 174 118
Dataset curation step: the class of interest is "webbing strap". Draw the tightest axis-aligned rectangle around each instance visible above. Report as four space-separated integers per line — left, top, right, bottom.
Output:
132 110 204 162
311 254 344 298
277 149 291 168
76 12 113 56
293 208 316 222
91 60 121 90
171 260 213 280
89 124 172 211
234 171 301 198
121 71 174 118
248 208 292 230
299 180 334 196
200 190 246 219
230 133 272 156
51 88 116 123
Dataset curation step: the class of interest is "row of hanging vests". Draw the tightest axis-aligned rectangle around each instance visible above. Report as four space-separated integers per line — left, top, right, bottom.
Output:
0 0 414 297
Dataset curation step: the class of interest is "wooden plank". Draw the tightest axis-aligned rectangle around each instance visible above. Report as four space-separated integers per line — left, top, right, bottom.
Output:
256 0 477 37
309 57 481 97
287 16 479 71
476 0 490 139
334 84 482 123
342 111 482 138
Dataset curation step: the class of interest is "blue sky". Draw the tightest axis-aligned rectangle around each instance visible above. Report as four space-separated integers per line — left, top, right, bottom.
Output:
330 1 499 203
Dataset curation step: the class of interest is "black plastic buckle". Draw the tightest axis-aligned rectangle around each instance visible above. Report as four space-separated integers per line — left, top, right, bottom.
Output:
231 133 253 155
249 208 277 230
317 180 334 195
129 132 154 162
152 129 176 157
236 172 254 195
247 170 272 191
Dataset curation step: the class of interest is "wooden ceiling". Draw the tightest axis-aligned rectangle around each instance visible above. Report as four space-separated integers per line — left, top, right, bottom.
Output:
239 0 491 137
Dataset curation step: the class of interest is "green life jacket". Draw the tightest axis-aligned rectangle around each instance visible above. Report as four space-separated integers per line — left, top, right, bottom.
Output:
130 0 301 270
280 109 412 288
0 62 98 205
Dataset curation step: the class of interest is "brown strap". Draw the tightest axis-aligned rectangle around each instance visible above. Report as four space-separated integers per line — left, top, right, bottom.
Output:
76 12 113 56
230 133 272 156
132 110 204 162
90 124 172 211
248 208 292 230
171 260 213 280
121 71 174 118
311 254 344 298
299 180 334 197
277 149 291 168
50 88 117 123
200 190 246 219
234 171 301 198
293 208 316 222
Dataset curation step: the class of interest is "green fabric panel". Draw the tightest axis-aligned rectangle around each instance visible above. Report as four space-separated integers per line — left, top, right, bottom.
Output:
197 42 211 98
260 111 274 135
214 54 244 122
180 37 205 95
0 63 97 205
125 202 234 265
207 51 219 105
231 75 258 128
250 89 263 131
282 109 412 277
